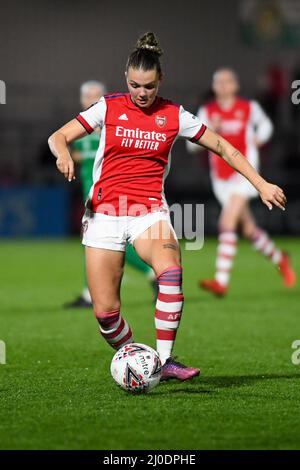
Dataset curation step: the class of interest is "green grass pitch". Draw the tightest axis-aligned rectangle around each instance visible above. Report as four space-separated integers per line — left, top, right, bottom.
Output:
0 237 299 450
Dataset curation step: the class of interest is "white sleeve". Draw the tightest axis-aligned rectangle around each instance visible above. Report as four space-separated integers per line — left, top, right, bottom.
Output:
178 106 207 141
76 97 107 133
186 106 208 153
250 100 273 144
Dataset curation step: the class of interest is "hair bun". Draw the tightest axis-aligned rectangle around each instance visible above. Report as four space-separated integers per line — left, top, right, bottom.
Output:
135 32 163 57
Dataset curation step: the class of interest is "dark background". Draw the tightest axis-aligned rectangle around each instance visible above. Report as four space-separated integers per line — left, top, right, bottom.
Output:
0 0 300 236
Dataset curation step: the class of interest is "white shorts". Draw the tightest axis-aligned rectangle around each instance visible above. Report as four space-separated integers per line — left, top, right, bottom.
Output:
212 173 258 207
81 209 177 251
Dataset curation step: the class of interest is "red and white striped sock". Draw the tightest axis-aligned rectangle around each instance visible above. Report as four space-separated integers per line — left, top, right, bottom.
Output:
250 228 282 265
215 231 238 287
155 265 184 365
95 309 134 350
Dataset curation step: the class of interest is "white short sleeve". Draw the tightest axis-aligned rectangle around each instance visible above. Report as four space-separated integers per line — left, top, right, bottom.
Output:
250 100 273 144
76 97 107 134
178 106 207 142
186 106 209 153
196 106 210 127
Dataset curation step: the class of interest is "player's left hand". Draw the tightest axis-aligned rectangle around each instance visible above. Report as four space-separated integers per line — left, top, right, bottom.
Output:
259 182 287 211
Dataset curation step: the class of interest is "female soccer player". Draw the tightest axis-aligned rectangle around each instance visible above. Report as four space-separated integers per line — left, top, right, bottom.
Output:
65 80 158 308
48 33 286 381
187 68 296 296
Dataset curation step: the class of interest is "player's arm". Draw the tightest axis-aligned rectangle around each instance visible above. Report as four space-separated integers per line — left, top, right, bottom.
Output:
49 99 105 181
48 119 87 181
198 127 286 211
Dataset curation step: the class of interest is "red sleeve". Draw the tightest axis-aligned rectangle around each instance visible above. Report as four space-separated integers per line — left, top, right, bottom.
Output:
189 124 207 143
76 114 94 134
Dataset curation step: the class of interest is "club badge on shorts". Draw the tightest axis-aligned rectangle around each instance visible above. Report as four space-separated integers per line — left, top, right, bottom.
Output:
155 115 167 128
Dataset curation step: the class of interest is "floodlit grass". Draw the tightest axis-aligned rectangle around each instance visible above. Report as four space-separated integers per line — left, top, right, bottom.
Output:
0 238 299 449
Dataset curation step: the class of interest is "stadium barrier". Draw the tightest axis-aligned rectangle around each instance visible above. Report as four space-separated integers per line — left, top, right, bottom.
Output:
0 186 70 237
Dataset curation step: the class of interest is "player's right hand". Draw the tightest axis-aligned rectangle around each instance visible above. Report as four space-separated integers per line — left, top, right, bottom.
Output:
56 156 75 182
259 182 287 211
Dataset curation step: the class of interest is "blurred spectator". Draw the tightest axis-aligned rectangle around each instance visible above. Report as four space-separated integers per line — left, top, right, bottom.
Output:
256 63 287 124
64 80 106 308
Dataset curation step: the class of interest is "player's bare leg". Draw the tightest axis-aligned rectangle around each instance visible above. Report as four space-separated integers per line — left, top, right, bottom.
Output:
200 194 247 296
85 247 134 349
240 203 296 288
134 220 200 381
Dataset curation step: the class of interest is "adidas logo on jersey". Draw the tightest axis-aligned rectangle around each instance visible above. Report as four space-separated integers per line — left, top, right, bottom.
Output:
118 113 129 120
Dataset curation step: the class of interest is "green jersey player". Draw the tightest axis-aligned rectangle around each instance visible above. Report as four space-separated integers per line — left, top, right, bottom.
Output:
73 131 99 203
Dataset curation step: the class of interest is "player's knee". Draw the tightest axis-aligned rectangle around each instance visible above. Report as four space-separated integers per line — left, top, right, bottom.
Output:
242 223 257 239
94 307 119 320
219 221 234 233
219 208 241 232
93 301 121 317
152 245 181 276
156 264 183 287
219 214 231 232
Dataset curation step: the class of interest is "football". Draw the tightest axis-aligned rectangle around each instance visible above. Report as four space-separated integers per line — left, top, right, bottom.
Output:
110 343 162 393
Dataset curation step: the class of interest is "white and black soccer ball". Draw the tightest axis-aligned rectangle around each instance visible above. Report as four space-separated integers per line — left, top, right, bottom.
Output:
110 343 162 393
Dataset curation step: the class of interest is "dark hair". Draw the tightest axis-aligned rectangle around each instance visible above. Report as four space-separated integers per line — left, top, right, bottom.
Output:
126 32 163 76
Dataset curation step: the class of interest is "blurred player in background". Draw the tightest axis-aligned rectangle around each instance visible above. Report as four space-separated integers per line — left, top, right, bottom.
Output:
65 80 105 308
187 68 296 296
49 33 286 380
65 80 157 308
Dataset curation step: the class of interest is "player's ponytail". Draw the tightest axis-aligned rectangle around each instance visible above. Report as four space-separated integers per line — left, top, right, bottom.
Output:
126 32 163 76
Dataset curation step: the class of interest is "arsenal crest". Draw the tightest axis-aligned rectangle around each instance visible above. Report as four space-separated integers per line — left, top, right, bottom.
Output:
155 115 167 128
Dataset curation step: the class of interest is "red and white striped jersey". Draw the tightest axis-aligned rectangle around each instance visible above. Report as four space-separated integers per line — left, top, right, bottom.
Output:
76 93 206 215
189 98 273 180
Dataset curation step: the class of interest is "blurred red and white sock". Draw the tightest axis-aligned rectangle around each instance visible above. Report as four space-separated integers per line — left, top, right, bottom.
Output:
250 228 282 265
215 231 238 287
155 266 184 365
95 309 133 350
